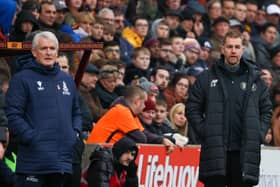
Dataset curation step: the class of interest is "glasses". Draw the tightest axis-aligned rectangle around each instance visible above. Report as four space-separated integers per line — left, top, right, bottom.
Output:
105 48 120 53
177 82 189 89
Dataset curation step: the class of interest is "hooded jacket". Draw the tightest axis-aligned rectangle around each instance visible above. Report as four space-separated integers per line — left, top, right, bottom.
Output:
5 55 82 174
186 56 272 185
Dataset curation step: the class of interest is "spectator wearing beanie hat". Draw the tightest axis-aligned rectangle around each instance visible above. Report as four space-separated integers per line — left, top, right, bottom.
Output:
94 64 119 109
140 97 157 129
139 77 159 102
183 38 201 72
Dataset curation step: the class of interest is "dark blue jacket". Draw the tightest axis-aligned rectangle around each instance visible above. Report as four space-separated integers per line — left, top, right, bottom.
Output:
5 55 82 174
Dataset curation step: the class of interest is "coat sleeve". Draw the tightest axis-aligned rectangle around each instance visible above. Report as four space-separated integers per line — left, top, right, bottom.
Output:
186 72 208 139
5 75 36 145
258 80 273 143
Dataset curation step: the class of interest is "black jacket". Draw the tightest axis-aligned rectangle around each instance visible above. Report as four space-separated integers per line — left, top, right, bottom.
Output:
186 57 272 185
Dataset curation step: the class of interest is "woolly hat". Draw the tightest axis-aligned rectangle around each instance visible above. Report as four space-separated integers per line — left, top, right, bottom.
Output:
184 38 200 53
112 137 138 161
99 64 118 79
143 97 156 112
139 77 159 95
85 64 99 74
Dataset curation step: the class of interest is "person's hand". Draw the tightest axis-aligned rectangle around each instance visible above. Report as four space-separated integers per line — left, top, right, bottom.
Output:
264 128 272 145
162 137 175 154
0 142 5 160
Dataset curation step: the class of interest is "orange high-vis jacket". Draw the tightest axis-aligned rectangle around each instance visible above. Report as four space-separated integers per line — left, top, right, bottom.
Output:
87 104 144 143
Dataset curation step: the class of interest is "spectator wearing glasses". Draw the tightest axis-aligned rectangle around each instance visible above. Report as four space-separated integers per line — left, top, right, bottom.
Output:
163 72 190 111
104 40 121 61
122 16 149 48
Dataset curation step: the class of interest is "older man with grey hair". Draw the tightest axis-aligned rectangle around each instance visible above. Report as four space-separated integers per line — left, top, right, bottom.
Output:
5 31 82 187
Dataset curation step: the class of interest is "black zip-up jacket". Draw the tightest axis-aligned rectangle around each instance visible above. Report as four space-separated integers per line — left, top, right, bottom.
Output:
186 56 272 185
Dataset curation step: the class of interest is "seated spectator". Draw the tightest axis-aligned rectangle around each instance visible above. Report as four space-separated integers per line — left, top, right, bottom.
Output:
122 16 149 48
10 10 39 41
21 0 40 19
104 40 121 60
149 66 170 97
86 137 139 187
93 64 119 109
73 12 95 40
169 103 188 137
163 72 190 110
91 18 105 42
87 86 175 153
124 47 151 84
97 8 115 26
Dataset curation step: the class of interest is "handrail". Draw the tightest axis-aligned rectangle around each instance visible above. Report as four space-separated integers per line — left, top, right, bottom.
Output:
0 41 103 88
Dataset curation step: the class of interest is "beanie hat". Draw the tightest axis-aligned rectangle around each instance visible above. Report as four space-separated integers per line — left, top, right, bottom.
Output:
184 38 200 53
99 64 118 79
112 137 138 161
139 77 159 95
143 97 156 112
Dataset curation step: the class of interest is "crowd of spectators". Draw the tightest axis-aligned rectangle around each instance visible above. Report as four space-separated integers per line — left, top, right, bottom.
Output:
1 0 280 186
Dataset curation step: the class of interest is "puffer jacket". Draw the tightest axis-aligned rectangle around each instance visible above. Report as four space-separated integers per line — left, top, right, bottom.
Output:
5 54 82 174
186 56 272 185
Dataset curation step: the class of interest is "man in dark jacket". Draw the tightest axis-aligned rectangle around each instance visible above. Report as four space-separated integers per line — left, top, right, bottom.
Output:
5 31 82 187
87 137 139 187
186 31 272 187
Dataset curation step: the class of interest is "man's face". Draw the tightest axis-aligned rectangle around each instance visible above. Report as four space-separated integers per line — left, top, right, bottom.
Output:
214 22 230 38
141 110 155 125
246 3 258 23
104 46 120 60
114 15 125 31
234 3 247 22
154 105 168 124
119 150 136 166
39 4 56 26
82 72 98 89
133 52 150 70
32 37 58 67
159 45 173 62
56 10 66 24
134 19 149 38
99 12 115 26
151 69 170 90
223 1 235 19
100 77 117 93
199 47 211 61
97 0 111 9
261 26 277 44
185 48 200 65
165 16 180 30
166 0 181 10
157 24 169 39
221 37 244 65
91 23 104 40
172 37 184 55
134 93 147 115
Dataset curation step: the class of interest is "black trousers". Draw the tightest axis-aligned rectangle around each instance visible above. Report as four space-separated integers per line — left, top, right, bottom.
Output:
204 151 254 187
15 173 68 187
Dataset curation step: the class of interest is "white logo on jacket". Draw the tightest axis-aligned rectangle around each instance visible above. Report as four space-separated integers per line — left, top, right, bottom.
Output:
210 79 218 87
62 81 71 95
36 81 44 91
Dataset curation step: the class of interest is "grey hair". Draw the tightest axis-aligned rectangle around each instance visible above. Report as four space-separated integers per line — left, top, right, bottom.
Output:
32 31 59 49
97 8 114 17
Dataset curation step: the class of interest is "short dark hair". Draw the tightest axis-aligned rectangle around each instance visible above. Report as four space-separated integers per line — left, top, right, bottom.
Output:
261 23 277 34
